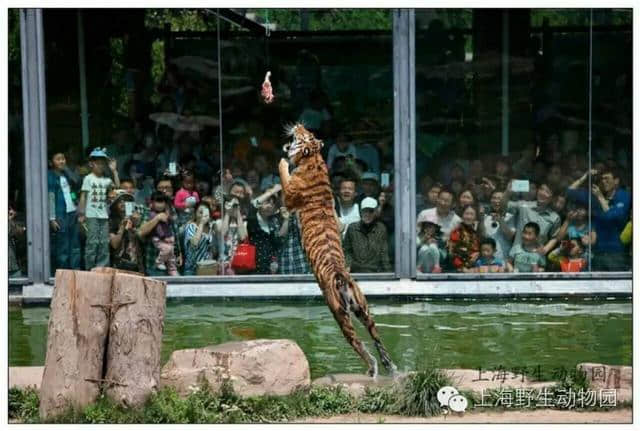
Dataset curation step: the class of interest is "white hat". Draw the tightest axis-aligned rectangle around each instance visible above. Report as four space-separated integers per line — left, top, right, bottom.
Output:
360 197 378 211
361 172 379 183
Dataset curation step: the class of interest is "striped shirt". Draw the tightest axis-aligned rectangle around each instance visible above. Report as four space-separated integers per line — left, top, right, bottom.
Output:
183 222 215 274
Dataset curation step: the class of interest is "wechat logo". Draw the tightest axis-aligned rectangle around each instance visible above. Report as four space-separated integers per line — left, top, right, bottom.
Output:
437 386 468 413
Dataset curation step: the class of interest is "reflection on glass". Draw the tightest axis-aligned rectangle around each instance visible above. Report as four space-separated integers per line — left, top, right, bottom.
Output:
415 8 632 274
42 8 394 277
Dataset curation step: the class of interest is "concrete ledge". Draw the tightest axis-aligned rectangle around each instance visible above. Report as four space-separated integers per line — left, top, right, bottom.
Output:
9 366 44 390
20 279 632 304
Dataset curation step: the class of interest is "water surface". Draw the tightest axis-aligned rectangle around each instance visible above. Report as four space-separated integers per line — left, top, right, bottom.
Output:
9 298 631 380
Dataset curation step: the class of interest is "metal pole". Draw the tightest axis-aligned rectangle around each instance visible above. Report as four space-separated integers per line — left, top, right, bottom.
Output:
587 9 593 272
20 9 49 283
501 10 509 156
393 9 416 278
77 10 90 152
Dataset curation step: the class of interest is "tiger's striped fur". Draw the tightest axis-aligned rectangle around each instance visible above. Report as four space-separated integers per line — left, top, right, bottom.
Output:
278 124 397 378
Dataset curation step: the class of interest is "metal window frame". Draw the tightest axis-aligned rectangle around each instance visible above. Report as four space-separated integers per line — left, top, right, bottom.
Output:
393 9 416 278
19 9 49 284
22 8 631 287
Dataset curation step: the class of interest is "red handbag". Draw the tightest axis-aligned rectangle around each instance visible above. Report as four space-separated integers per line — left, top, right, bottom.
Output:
231 240 256 272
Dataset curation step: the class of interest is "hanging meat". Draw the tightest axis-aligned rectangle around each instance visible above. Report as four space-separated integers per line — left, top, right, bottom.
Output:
261 71 274 104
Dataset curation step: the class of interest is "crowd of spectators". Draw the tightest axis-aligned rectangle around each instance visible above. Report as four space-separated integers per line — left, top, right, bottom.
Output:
416 138 632 274
39 110 397 277
21 123 632 278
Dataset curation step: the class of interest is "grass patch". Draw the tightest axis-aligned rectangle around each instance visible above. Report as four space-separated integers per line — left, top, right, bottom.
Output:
8 366 631 424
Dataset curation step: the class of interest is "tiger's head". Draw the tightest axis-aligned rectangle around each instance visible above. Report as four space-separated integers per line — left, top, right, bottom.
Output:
283 123 324 165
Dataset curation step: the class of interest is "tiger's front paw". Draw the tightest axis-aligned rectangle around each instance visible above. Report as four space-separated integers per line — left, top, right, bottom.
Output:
279 158 289 174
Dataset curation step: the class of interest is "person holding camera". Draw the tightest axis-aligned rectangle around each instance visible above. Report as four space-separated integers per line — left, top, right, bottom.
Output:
500 180 561 259
247 184 283 274
183 202 217 275
479 189 516 262
216 194 248 274
137 176 183 275
109 190 143 273
566 168 630 271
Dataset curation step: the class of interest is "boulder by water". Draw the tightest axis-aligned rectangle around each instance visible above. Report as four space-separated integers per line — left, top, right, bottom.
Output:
160 339 311 397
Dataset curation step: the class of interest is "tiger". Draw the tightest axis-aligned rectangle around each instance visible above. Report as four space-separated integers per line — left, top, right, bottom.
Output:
278 123 398 378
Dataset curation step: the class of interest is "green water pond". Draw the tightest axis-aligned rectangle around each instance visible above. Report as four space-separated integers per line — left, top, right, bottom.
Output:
9 298 631 380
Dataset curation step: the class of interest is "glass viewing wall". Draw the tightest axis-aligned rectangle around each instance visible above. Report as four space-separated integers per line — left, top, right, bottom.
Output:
9 8 632 284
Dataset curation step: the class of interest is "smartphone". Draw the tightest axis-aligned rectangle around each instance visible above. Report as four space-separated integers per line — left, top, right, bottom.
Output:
511 180 530 193
169 162 177 175
380 172 390 188
125 201 134 217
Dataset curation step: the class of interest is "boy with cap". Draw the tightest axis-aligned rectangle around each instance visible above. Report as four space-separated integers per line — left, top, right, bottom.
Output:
78 148 120 269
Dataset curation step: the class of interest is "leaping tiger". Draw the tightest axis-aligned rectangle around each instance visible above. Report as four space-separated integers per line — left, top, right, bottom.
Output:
278 124 398 378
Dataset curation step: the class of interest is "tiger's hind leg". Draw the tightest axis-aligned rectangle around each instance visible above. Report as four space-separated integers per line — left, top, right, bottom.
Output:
347 280 399 377
329 275 379 377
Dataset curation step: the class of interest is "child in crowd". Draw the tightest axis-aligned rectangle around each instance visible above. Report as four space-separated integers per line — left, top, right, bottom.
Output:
47 151 81 270
174 170 200 226
548 239 588 272
119 178 136 197
474 238 505 273
78 148 120 269
556 204 597 246
507 222 545 273
417 221 443 273
149 191 178 275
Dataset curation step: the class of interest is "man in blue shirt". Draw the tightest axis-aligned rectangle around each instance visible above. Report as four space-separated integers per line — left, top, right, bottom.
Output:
566 168 630 271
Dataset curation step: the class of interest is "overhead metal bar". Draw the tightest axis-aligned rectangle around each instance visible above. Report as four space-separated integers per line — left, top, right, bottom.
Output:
203 8 268 35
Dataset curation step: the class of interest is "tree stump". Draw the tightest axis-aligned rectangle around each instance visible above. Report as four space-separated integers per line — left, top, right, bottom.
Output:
104 273 166 407
39 270 113 420
91 267 144 277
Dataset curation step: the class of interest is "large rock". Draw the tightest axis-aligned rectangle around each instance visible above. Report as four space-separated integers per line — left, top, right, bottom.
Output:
577 363 632 403
160 339 310 397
